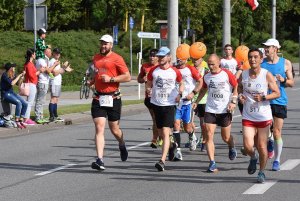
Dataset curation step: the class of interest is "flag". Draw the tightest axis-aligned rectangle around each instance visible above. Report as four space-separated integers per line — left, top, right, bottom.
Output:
246 0 259 11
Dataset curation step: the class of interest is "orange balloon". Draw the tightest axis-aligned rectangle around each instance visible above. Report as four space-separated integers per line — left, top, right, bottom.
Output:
235 45 249 63
176 43 190 60
189 42 207 59
241 60 250 70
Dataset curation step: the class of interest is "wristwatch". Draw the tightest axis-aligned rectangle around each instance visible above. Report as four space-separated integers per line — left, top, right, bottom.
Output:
231 100 237 104
262 95 266 101
110 77 115 83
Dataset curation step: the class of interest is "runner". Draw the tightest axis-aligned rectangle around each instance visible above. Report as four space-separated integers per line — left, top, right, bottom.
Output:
261 38 294 171
90 34 131 171
190 43 209 152
238 48 280 183
220 44 238 75
146 46 184 171
171 44 202 161
137 49 161 148
194 54 238 173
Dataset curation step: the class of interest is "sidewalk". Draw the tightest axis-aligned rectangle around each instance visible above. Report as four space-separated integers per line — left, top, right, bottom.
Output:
0 79 147 137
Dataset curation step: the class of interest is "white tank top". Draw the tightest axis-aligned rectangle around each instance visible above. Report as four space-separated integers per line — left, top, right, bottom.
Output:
242 68 272 122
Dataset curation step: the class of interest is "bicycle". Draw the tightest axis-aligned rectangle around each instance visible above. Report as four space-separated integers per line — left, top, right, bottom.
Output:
79 74 90 99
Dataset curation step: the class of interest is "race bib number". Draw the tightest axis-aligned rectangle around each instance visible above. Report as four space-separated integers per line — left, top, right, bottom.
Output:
248 102 260 113
99 95 113 107
211 91 223 99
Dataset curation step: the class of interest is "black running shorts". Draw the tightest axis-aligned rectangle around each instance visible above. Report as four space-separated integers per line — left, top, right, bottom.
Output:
91 98 122 121
271 104 287 119
152 104 175 129
144 97 153 109
204 112 232 127
196 104 206 118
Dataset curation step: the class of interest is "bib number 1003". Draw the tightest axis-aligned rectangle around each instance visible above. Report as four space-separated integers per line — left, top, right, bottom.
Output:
211 93 223 98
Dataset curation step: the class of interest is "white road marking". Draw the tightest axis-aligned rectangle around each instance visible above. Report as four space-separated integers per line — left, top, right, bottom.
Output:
35 163 77 176
243 159 300 194
243 181 277 194
290 88 300 91
280 159 300 170
233 114 242 119
128 142 151 150
35 142 151 176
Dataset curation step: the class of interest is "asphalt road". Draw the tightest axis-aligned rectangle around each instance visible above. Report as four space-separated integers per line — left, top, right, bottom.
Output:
0 77 300 201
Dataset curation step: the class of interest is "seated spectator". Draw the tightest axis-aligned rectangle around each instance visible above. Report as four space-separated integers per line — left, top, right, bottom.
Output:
0 62 28 128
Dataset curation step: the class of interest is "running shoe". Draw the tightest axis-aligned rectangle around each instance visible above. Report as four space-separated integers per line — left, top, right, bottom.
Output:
168 142 177 161
240 147 247 156
189 132 197 151
267 139 275 159
119 144 128 161
150 142 158 149
55 117 64 122
257 171 266 183
229 148 237 160
155 160 165 171
49 117 55 122
16 121 26 129
207 161 218 173
24 118 36 125
272 160 280 171
174 148 183 161
248 157 258 175
35 119 44 124
157 139 163 147
200 143 206 152
91 158 105 170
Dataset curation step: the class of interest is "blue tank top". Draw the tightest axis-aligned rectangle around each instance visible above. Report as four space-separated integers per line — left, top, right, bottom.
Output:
261 57 287 105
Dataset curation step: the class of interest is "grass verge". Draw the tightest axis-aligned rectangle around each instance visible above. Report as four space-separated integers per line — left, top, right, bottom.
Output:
32 99 144 117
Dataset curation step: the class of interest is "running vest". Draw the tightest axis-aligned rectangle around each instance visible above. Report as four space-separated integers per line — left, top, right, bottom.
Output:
241 69 272 122
261 57 287 105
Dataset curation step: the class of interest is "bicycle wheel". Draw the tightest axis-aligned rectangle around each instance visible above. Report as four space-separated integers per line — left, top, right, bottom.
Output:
85 84 90 99
79 82 85 99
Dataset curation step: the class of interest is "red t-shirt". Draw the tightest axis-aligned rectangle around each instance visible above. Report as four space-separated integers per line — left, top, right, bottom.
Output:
24 61 38 85
139 62 158 98
93 52 129 93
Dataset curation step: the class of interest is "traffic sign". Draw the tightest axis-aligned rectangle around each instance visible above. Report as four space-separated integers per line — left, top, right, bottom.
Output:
129 17 134 30
137 32 160 39
24 0 45 4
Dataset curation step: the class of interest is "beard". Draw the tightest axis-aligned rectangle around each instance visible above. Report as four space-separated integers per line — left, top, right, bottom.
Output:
100 47 111 56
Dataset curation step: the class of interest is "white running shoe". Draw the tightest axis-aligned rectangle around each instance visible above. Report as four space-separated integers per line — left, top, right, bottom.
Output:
174 148 183 161
189 133 197 151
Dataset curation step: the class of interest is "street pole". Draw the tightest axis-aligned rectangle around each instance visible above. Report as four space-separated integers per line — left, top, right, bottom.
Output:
33 0 37 46
167 0 178 63
222 0 231 51
272 0 276 38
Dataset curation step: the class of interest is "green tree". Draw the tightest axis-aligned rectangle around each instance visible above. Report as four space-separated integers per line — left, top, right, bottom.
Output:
45 0 82 31
0 0 25 31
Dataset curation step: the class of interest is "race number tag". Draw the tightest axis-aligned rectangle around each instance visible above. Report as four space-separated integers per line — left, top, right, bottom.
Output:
99 95 113 107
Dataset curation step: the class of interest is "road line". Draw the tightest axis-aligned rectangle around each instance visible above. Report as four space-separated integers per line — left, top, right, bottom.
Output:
233 114 242 119
243 181 277 194
35 163 77 176
290 88 300 91
280 159 300 170
128 142 150 150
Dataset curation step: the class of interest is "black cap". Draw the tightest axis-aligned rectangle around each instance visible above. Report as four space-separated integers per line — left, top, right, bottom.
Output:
37 28 46 36
53 48 61 54
149 49 159 57
4 62 16 71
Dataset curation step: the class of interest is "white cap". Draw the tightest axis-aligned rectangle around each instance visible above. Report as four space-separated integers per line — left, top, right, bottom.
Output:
262 38 281 49
99 34 113 43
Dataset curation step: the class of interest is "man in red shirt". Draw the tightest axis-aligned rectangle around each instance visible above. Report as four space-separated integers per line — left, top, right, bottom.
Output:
90 34 131 171
137 49 160 148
